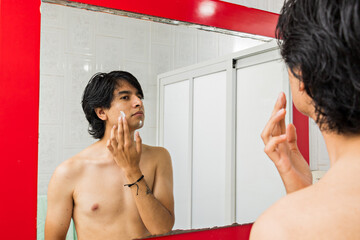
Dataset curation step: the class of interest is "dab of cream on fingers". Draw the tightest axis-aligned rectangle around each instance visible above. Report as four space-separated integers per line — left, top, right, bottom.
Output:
120 111 125 118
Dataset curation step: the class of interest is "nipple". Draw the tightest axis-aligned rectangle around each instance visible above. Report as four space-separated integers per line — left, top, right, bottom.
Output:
91 203 99 211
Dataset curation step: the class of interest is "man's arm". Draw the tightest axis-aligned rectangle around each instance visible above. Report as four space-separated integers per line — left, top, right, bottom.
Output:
45 164 74 240
107 116 174 235
125 148 174 235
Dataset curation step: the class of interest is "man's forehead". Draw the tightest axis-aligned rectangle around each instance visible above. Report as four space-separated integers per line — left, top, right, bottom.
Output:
114 80 138 94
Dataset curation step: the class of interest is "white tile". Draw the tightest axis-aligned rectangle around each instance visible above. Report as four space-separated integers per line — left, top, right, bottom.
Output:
257 0 269 11
123 61 150 93
232 36 265 52
218 33 236 56
150 43 174 84
40 27 65 75
218 34 264 56
220 0 242 4
66 8 95 55
151 22 175 45
62 148 84 162
96 12 125 37
142 84 157 129
174 27 197 69
63 103 96 148
41 3 65 28
274 0 284 14
138 127 156 146
38 125 63 175
96 36 123 72
39 75 64 124
37 173 53 196
123 18 150 62
65 55 95 104
197 31 219 63
143 100 157 128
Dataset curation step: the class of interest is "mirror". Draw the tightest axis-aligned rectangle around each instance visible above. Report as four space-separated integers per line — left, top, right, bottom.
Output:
37 1 279 238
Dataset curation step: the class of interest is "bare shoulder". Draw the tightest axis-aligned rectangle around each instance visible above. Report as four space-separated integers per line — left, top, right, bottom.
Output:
250 188 310 240
250 178 360 240
48 150 88 192
142 144 171 164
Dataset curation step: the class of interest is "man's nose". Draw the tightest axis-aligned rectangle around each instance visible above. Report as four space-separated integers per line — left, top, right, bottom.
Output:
133 96 143 108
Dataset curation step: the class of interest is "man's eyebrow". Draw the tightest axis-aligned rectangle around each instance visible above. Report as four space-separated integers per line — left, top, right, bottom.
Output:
116 90 132 96
116 90 143 97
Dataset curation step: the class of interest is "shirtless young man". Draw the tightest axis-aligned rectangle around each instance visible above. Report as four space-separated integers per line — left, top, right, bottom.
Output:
45 71 174 240
251 0 360 239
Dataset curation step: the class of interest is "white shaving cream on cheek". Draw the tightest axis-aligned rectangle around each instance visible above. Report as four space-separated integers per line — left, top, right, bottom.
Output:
139 120 143 127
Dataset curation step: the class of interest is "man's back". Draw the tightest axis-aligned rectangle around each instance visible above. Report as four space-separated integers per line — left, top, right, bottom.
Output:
45 142 172 240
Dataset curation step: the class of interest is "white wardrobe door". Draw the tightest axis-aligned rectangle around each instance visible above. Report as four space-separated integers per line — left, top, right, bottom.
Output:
236 60 287 223
192 71 227 228
163 80 190 229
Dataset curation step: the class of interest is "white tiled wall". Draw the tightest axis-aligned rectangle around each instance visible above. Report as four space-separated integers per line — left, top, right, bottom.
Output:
221 0 284 14
38 2 266 195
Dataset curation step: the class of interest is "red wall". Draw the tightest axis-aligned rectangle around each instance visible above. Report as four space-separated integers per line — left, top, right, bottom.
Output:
0 0 41 238
0 0 308 239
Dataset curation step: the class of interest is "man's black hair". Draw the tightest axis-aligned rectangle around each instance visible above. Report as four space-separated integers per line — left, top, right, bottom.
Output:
276 0 360 134
82 71 144 139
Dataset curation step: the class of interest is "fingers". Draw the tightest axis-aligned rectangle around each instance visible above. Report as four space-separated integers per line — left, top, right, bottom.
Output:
122 116 131 149
264 134 287 163
117 116 124 149
286 123 298 151
135 131 142 154
272 92 287 134
110 125 118 150
270 92 287 117
261 108 286 144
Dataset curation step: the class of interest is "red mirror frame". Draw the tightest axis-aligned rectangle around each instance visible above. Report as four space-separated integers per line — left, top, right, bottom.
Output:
0 1 308 238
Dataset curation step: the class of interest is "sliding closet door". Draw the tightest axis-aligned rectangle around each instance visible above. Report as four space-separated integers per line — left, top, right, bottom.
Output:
235 50 290 223
163 80 191 229
159 41 291 229
192 71 227 228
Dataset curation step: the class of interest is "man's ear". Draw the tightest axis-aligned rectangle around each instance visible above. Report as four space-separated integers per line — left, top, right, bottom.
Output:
293 68 305 91
95 107 107 121
299 81 305 91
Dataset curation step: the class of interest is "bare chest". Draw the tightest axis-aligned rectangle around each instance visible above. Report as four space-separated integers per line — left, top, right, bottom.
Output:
73 161 156 219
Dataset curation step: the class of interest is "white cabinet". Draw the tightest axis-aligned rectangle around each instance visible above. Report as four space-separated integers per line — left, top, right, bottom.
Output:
158 41 290 229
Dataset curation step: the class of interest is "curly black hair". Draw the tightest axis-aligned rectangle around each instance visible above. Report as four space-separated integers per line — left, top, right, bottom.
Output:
81 71 144 139
276 0 360 135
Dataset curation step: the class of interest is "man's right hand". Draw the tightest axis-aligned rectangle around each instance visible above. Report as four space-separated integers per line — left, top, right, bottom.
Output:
261 92 312 194
107 115 142 178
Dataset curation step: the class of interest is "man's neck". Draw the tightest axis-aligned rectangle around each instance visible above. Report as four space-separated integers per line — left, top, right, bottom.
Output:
322 131 360 166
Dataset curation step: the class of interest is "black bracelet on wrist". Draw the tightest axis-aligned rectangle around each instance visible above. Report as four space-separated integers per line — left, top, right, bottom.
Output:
124 175 144 195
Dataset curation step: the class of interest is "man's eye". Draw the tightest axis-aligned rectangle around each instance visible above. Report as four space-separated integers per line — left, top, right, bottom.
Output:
121 96 129 100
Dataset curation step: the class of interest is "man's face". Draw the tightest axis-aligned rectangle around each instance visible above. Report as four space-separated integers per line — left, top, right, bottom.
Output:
106 80 145 131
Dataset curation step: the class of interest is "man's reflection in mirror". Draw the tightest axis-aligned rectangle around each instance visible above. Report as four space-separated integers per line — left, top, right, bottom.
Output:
45 71 174 240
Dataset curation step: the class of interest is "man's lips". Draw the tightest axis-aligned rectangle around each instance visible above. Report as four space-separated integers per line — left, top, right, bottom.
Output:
132 111 144 116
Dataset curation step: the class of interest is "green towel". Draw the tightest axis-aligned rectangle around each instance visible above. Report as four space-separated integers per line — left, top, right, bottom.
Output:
37 195 77 240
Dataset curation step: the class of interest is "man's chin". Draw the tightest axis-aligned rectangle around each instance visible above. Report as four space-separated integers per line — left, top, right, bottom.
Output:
129 121 144 131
